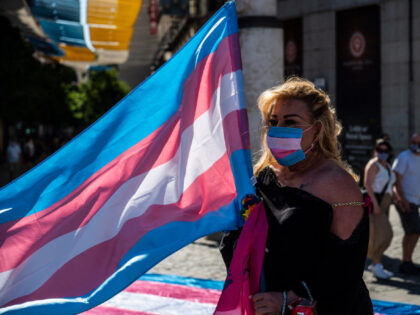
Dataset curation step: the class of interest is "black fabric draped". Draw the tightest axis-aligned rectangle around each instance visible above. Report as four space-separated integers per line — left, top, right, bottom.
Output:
220 167 373 315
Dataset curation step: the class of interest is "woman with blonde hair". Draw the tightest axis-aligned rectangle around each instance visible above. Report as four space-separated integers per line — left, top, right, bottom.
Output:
220 77 373 314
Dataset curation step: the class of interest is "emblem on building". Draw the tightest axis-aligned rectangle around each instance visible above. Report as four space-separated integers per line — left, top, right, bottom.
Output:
349 32 365 58
285 40 297 63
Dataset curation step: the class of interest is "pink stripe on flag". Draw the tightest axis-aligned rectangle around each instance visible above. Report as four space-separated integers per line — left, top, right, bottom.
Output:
223 109 250 155
84 306 156 315
5 154 236 306
124 280 221 304
0 33 242 274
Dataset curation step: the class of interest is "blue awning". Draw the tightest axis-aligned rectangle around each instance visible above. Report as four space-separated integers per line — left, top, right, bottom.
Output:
39 19 87 47
28 0 80 22
26 36 65 56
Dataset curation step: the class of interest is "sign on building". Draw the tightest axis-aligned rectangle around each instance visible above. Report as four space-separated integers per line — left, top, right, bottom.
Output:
336 5 381 179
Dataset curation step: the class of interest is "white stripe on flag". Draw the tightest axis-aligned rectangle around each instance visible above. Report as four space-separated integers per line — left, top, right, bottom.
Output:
0 71 243 306
102 291 216 315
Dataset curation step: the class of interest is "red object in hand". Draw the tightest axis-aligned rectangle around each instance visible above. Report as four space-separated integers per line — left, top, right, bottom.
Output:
290 298 317 315
291 305 315 315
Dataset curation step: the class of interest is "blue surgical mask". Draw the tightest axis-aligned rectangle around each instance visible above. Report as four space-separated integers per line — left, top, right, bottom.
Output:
377 152 389 161
267 126 315 166
410 144 420 153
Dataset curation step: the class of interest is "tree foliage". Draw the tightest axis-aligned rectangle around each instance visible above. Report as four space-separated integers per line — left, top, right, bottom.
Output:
0 17 130 130
0 17 76 127
66 69 130 125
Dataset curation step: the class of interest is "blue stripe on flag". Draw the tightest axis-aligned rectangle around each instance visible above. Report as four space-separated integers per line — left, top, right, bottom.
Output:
372 299 420 314
0 1 239 224
139 274 225 291
229 149 255 225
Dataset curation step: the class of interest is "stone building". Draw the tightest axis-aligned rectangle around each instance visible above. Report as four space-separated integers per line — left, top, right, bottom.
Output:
125 0 419 176
276 0 419 174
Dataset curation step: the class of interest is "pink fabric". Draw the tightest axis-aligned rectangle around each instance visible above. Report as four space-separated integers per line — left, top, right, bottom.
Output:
269 149 298 159
266 137 301 150
214 202 268 315
85 306 155 315
266 136 301 160
124 281 221 304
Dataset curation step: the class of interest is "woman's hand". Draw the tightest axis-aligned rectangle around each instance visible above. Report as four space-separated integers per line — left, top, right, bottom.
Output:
252 292 284 315
398 198 411 212
372 203 381 215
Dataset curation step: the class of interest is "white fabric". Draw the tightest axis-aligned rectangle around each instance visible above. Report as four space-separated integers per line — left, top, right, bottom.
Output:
103 291 216 314
6 142 21 164
392 150 420 205
372 162 395 195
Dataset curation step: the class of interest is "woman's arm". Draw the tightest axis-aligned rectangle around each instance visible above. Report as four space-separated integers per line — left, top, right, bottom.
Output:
313 165 365 240
252 290 299 315
393 171 410 212
364 159 380 215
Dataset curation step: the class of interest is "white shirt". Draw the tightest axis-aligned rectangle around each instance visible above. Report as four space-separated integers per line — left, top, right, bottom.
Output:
6 142 21 164
373 161 395 195
24 140 35 157
393 149 420 205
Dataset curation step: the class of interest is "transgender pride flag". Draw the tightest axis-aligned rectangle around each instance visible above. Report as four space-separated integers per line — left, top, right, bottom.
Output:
0 2 254 313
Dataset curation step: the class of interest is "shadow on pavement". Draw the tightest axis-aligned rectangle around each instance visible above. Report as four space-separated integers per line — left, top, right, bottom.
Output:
366 255 420 296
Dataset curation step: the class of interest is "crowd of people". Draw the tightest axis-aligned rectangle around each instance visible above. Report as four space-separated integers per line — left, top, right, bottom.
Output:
1 135 69 184
365 134 420 279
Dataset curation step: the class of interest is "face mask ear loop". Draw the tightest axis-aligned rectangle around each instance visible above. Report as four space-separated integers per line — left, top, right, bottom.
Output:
304 141 316 155
303 124 319 155
302 125 314 134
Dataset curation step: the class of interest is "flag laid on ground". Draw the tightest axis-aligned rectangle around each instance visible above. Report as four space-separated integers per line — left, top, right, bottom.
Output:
85 274 420 315
0 2 254 313
85 274 225 314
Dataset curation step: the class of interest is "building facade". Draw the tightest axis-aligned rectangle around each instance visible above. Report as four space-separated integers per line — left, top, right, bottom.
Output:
276 0 420 175
148 0 419 177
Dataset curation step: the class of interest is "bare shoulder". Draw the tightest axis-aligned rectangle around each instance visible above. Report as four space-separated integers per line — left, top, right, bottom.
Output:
364 158 379 174
310 160 363 204
310 160 364 240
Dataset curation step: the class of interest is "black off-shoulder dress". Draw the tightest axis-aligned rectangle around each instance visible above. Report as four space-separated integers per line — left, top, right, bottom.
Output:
220 167 373 315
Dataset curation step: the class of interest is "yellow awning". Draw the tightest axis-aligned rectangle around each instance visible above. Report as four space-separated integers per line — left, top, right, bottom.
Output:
90 26 134 50
55 44 97 61
87 0 142 28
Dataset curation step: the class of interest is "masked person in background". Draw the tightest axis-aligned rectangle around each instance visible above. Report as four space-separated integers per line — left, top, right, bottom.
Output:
220 77 373 315
364 139 395 279
392 133 420 275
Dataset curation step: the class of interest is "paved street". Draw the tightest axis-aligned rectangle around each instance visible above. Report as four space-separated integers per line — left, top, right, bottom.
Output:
150 205 420 305
364 205 420 304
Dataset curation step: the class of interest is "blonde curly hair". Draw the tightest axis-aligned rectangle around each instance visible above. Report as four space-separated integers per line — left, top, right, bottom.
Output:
254 77 358 181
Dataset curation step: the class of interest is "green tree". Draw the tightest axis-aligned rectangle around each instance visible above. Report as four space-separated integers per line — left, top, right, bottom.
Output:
0 16 130 137
0 16 77 128
66 69 130 125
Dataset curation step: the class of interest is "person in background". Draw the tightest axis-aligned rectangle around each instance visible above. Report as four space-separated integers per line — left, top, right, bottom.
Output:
364 139 395 279
381 133 394 164
23 137 36 164
6 136 22 181
392 133 420 275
